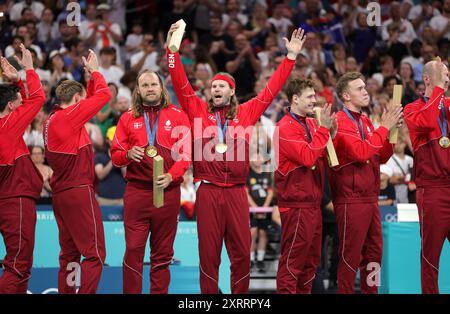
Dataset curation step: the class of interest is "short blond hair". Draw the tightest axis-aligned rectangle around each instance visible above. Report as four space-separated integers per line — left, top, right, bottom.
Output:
55 80 84 104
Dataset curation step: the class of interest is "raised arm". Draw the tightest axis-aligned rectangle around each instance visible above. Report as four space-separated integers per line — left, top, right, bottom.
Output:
65 50 112 130
405 58 450 134
241 28 306 125
1 45 45 138
166 23 205 118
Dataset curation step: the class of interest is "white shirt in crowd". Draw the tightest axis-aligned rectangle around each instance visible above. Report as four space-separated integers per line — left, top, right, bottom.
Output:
130 51 160 72
381 18 417 44
430 14 450 40
222 13 248 28
125 33 143 58
268 17 293 50
10 1 45 21
386 154 414 204
99 65 124 87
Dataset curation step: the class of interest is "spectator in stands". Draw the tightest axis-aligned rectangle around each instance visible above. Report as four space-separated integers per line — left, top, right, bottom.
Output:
246 154 273 274
130 33 159 73
399 62 417 105
382 1 417 45
63 37 85 82
225 33 261 100
409 0 439 32
429 0 450 40
94 126 126 206
96 82 119 138
10 0 44 23
37 7 59 44
78 3 98 50
125 21 144 59
372 56 398 86
330 43 346 76
91 3 123 65
379 165 396 207
222 0 248 27
29 145 53 205
386 137 414 204
402 39 424 82
199 14 235 72
268 2 293 51
180 168 196 221
47 20 79 53
385 22 409 67
348 11 377 65
23 108 46 148
48 50 74 89
98 47 124 87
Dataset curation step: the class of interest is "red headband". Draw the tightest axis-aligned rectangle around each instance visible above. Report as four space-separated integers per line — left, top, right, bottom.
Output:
212 74 235 89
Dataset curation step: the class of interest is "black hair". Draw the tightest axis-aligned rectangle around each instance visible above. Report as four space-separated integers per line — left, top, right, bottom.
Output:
0 84 21 113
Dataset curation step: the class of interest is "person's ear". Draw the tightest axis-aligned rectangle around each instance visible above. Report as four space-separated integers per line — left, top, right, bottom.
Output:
292 94 299 105
342 91 351 102
230 88 235 97
7 101 14 111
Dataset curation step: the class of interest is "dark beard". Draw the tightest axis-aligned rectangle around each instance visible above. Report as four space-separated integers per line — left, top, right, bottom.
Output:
142 99 160 107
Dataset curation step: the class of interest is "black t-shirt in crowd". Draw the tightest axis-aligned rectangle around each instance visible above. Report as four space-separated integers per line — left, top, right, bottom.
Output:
246 168 272 207
379 183 396 204
94 152 126 199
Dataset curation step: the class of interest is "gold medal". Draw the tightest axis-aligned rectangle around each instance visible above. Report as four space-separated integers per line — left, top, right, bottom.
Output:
145 145 158 157
215 143 228 154
439 136 450 148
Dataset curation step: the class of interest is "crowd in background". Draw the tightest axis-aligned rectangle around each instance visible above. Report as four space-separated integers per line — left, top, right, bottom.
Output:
1 0 449 287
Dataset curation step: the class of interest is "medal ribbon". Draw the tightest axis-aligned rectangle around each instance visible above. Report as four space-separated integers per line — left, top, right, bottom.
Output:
344 107 365 140
438 99 448 138
215 112 229 144
289 111 312 142
143 108 161 148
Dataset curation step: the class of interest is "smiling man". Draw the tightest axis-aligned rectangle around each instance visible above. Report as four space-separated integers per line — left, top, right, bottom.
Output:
330 72 403 294
0 45 45 294
274 79 335 294
166 23 306 294
110 70 191 294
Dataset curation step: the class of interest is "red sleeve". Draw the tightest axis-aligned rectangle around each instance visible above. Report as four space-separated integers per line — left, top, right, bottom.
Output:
167 111 192 184
278 125 330 168
379 138 394 164
110 113 131 167
240 57 295 125
4 70 45 138
167 49 206 119
334 118 390 163
404 86 443 134
65 71 112 130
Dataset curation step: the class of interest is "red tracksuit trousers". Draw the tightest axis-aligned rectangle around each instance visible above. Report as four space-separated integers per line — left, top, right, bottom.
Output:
0 197 36 294
122 186 180 294
52 185 106 294
335 202 382 294
417 187 450 294
276 207 322 294
196 183 251 294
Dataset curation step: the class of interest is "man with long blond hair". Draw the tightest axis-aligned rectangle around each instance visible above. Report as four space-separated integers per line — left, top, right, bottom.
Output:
43 49 111 294
166 23 306 294
110 69 191 294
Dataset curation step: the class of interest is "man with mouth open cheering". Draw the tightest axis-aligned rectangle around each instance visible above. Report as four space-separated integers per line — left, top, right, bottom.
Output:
166 22 306 294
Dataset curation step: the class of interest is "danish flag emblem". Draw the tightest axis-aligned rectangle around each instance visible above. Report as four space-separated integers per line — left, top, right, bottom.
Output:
134 122 143 129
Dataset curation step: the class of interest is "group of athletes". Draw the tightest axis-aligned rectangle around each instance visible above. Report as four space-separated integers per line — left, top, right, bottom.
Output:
0 22 449 294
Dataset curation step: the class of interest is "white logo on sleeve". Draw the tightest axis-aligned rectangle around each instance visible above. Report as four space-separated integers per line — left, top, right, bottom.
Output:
133 122 143 129
164 120 172 131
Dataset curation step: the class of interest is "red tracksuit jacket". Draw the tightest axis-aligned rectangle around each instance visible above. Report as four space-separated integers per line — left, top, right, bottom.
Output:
404 87 450 188
329 110 393 204
0 70 45 200
43 71 111 193
274 113 329 211
110 105 191 190
167 49 295 185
